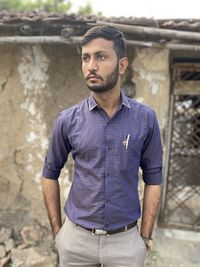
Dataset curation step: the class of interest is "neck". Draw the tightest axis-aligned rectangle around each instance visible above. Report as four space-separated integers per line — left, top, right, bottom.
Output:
91 87 121 118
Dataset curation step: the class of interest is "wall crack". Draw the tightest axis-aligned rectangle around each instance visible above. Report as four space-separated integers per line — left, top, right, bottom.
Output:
0 69 14 94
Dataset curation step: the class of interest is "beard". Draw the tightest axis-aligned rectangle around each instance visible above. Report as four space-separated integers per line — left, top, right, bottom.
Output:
85 63 119 93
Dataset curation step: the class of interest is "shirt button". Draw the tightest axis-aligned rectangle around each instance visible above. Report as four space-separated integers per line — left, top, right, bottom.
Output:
108 147 112 151
106 199 110 203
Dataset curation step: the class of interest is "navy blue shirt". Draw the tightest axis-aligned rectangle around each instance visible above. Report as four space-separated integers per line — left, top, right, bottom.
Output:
43 92 163 230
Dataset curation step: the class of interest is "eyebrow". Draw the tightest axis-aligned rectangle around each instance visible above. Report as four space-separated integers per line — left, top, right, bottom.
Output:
82 50 108 57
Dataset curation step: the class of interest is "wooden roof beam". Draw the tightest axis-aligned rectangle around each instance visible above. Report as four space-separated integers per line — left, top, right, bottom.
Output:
0 36 200 51
94 21 200 42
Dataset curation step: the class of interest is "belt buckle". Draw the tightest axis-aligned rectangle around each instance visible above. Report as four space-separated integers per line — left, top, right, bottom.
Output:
93 229 108 235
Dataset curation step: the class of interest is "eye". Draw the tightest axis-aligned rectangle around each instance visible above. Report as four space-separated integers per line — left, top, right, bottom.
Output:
97 54 106 61
82 55 90 63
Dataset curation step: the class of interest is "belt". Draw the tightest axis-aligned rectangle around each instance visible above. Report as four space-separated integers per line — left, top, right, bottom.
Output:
76 221 137 235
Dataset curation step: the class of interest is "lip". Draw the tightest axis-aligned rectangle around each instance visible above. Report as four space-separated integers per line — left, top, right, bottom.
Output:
88 76 99 81
86 75 102 81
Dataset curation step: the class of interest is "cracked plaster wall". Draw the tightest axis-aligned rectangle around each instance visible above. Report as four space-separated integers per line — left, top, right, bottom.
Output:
0 44 88 225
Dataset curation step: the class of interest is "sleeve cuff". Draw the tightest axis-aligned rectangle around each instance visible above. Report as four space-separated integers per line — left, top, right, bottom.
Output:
142 168 163 185
42 166 61 180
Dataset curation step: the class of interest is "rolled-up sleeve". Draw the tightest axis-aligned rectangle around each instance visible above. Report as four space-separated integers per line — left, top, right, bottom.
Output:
140 111 163 185
42 113 71 179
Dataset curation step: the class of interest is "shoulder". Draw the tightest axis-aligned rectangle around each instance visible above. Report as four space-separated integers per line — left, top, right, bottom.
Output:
128 98 156 117
126 97 159 129
57 98 88 123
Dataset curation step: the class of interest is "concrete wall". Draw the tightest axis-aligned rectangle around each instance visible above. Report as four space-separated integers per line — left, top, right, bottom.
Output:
0 44 170 227
132 47 170 135
131 47 170 208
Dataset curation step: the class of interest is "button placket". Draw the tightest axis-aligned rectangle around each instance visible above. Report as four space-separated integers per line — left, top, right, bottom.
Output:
104 122 114 229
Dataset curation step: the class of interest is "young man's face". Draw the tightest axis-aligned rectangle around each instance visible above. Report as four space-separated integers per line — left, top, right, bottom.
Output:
81 38 123 93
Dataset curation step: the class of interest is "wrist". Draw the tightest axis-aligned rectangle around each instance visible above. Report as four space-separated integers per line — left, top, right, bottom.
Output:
141 235 153 252
53 226 61 238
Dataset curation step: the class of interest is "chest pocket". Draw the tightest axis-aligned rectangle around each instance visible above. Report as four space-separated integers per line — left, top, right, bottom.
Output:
112 122 148 176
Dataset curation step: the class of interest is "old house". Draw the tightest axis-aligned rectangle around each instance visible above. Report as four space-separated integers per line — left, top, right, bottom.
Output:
0 11 199 238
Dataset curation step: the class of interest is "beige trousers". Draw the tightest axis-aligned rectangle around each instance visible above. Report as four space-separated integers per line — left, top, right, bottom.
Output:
55 217 147 267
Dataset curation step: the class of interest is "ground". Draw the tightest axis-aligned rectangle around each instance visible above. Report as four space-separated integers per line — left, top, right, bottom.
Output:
145 226 200 267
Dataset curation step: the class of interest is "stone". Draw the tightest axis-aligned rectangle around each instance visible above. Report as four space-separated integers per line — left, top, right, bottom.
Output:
17 243 29 250
0 227 12 243
5 238 15 252
0 244 6 258
20 225 43 246
12 247 57 267
0 252 12 266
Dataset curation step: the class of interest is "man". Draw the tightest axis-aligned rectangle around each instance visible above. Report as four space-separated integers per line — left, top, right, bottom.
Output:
42 25 163 267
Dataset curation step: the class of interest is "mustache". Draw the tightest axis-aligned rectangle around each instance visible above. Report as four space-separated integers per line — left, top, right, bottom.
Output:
86 72 103 81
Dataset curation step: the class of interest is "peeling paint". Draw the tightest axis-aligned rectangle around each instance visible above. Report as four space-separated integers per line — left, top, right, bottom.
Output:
27 131 37 143
28 153 33 162
18 45 50 185
135 97 144 103
18 46 49 92
27 165 33 172
151 83 159 95
59 168 71 199
36 151 45 161
135 69 165 83
29 102 36 116
35 172 42 184
35 172 43 191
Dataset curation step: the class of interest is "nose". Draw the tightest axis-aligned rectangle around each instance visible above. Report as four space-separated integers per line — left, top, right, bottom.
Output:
88 58 98 72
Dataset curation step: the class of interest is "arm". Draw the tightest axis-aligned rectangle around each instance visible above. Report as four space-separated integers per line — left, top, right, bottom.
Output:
42 177 62 237
42 114 72 237
140 110 163 239
140 184 161 238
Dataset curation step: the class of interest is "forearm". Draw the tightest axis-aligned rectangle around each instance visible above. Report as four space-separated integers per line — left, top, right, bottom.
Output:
42 177 62 237
140 184 161 238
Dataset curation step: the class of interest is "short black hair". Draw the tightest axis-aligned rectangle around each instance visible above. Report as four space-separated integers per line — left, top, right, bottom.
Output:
81 25 126 59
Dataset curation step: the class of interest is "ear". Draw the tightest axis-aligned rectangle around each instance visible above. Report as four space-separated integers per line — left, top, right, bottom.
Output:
119 57 128 75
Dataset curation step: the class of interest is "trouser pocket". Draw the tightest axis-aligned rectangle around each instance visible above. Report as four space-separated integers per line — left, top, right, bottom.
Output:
55 217 67 246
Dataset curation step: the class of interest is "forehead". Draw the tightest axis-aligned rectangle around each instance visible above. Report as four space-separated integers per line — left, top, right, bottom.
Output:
81 38 115 55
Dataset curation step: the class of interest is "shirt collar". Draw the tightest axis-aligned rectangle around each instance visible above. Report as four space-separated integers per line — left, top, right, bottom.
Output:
88 91 131 111
121 92 131 109
88 95 98 111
